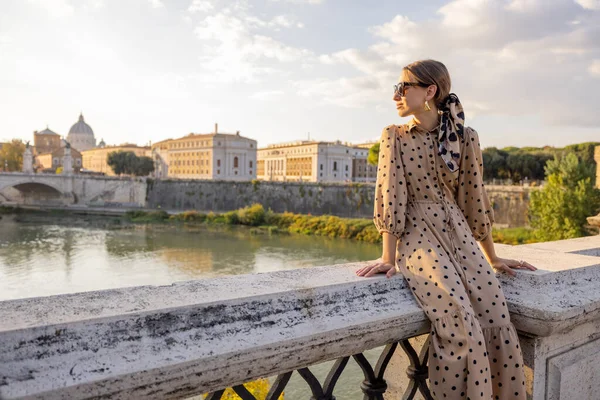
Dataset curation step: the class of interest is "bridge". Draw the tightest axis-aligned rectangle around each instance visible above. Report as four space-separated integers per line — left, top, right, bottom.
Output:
0 236 599 399
0 172 147 207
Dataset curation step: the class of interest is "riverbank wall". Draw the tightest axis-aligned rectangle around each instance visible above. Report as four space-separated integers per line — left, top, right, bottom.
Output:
146 180 532 227
0 177 533 227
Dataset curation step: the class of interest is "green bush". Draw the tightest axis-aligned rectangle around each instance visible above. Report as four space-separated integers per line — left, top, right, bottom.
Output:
491 227 537 245
223 210 240 224
169 210 206 223
124 210 169 222
237 203 265 226
528 153 600 241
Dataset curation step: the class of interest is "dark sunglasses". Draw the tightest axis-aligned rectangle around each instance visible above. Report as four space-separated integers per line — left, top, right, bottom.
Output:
394 81 429 97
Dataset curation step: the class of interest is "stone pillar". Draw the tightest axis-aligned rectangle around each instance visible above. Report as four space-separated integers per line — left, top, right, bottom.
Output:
62 147 73 175
22 146 33 174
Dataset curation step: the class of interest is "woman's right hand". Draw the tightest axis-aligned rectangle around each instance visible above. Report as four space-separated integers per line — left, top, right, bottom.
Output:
356 258 397 279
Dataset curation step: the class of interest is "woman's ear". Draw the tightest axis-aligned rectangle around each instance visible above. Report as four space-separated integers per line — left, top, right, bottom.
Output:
426 84 438 101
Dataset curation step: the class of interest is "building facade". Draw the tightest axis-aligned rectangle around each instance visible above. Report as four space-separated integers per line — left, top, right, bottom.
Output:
36 147 82 173
33 127 62 155
257 140 377 183
81 144 151 176
150 124 257 181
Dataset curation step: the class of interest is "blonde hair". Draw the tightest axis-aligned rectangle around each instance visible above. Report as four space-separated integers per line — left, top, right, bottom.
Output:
404 59 451 108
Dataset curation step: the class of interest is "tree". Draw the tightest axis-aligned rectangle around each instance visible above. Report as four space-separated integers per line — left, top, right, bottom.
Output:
134 156 155 176
107 151 129 175
482 147 508 180
368 142 380 166
107 151 154 176
528 153 600 241
0 139 25 172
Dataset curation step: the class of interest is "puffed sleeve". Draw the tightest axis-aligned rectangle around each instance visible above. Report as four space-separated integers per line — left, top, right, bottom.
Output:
373 125 407 237
455 126 495 241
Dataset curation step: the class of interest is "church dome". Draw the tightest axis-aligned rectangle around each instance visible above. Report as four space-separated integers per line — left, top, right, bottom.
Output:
69 113 94 135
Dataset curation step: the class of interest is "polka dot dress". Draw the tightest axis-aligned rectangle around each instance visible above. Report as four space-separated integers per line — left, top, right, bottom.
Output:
373 123 527 400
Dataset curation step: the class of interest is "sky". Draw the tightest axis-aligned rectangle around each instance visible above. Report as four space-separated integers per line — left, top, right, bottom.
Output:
0 0 599 150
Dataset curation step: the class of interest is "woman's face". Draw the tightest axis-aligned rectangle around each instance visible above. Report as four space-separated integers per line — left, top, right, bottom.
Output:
393 69 432 118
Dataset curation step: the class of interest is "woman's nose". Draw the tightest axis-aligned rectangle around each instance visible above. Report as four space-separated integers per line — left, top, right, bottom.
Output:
393 92 402 101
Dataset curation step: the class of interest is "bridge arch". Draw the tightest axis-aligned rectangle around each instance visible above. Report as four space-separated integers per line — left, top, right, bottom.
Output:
0 178 74 205
0 180 64 195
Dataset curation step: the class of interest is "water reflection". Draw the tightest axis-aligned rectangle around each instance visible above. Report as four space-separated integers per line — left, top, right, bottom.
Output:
0 214 385 399
0 215 381 301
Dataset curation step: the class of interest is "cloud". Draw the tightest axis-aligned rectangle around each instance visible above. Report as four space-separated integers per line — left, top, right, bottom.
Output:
148 0 164 9
590 59 600 76
192 4 313 83
26 0 74 18
249 90 285 100
269 0 324 4
298 0 600 127
188 0 214 13
575 0 600 10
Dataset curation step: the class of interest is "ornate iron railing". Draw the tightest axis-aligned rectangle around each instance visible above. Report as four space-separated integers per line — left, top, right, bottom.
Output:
205 337 433 400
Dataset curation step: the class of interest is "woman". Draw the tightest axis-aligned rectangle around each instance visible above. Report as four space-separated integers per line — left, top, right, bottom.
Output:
356 59 537 400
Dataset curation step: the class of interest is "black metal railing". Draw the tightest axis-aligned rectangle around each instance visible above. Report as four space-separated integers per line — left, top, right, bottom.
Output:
205 335 433 400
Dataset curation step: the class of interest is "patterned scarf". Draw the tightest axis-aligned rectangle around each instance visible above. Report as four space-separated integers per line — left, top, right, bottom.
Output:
437 93 465 173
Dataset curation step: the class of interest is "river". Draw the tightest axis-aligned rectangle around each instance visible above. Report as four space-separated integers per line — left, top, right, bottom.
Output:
0 212 390 399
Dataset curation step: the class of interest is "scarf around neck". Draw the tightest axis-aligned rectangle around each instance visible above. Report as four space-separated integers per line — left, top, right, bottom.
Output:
436 93 465 173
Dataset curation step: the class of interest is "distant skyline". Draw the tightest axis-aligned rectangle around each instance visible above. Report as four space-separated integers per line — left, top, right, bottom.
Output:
1 0 599 150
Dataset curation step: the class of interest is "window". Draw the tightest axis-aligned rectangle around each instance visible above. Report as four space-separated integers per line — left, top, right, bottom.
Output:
249 160 253 168
217 169 220 174
320 164 323 171
234 156 239 168
217 159 221 167
333 161 337 171
345 165 348 171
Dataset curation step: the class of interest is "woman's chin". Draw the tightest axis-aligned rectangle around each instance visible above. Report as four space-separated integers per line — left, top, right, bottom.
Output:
397 109 411 118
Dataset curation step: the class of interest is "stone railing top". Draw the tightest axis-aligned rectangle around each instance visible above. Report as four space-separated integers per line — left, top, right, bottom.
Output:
1 240 599 399
518 235 600 257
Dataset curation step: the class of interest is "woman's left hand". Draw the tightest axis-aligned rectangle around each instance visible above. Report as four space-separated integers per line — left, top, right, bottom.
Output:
489 257 537 276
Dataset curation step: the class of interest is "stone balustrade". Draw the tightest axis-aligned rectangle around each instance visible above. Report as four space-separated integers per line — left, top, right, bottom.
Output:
1 236 599 400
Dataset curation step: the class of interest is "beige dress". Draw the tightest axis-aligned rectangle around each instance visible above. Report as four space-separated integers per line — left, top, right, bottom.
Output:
373 122 527 400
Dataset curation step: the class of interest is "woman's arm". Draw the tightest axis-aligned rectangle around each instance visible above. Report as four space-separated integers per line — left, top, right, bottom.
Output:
478 232 537 276
478 232 498 265
382 232 399 263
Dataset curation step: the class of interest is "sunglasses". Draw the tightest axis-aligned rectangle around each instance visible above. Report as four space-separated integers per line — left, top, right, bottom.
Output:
394 81 430 97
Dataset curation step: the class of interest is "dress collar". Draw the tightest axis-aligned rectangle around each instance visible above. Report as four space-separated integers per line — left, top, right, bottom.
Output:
407 115 441 134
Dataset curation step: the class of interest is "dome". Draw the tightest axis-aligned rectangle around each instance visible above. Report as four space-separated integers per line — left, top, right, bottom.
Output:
69 113 94 135
98 138 106 148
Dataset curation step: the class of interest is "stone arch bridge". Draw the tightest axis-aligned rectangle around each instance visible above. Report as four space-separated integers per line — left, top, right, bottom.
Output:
0 173 147 207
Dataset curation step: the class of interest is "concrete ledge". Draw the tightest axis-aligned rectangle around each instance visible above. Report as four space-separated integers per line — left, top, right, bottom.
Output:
0 263 429 399
1 238 600 399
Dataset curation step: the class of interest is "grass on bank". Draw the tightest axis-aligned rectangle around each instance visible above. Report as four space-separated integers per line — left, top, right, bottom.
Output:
124 204 541 245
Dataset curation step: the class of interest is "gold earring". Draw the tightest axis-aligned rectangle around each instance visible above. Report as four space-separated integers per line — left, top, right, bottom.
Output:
424 100 431 112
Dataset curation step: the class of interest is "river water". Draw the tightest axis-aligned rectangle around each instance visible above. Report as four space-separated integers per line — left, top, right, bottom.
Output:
0 213 391 399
